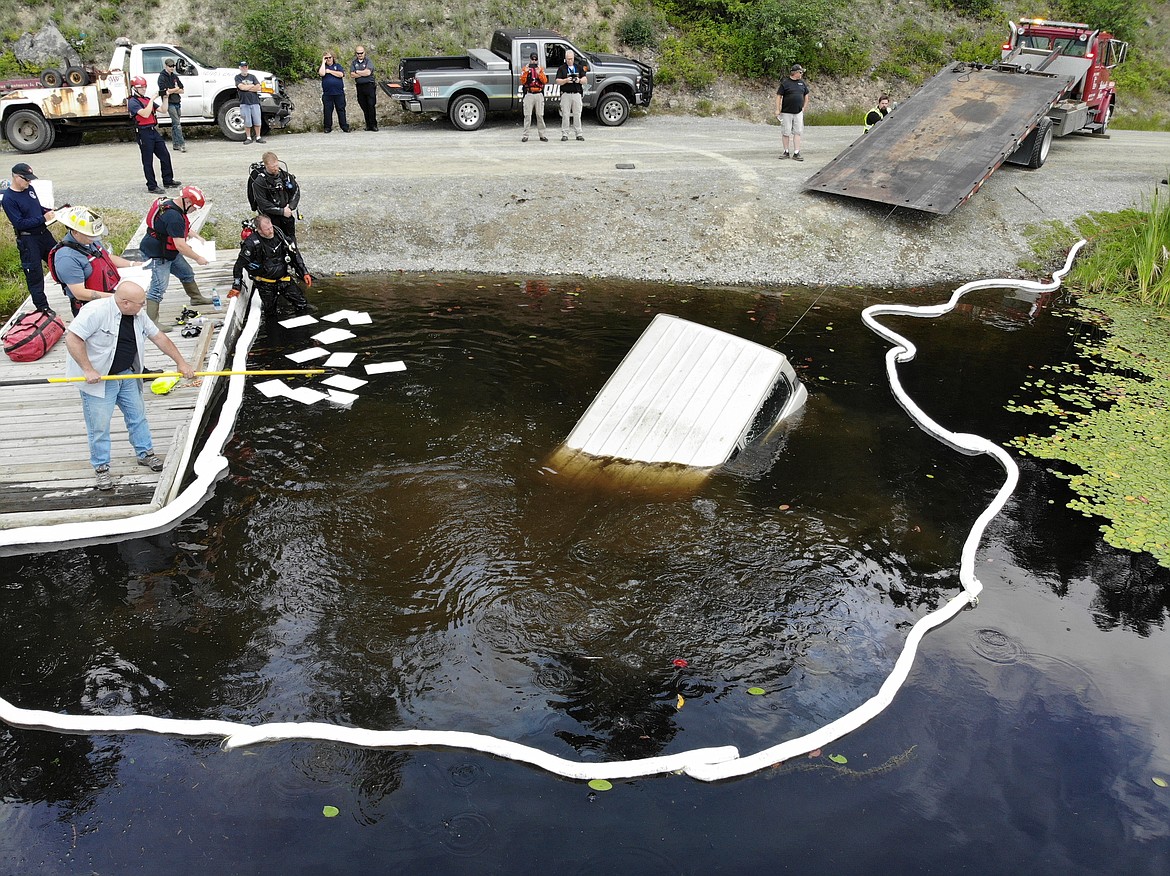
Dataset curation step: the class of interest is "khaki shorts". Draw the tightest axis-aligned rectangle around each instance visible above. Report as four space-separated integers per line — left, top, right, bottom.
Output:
780 111 804 137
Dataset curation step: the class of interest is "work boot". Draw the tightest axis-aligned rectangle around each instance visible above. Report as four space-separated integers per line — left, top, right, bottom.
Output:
181 279 212 305
145 298 173 332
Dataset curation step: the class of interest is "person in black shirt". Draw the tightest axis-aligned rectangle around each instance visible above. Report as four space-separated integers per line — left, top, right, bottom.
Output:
774 64 810 160
864 94 891 132
251 151 302 240
555 50 589 141
157 58 186 152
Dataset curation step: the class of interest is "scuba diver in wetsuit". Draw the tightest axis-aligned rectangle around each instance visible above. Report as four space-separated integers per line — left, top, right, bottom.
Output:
229 214 313 316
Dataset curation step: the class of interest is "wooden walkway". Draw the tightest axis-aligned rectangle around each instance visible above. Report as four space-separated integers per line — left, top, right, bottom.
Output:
0 254 239 529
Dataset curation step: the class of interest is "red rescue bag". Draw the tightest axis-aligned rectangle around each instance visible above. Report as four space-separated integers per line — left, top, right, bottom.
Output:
2 310 66 363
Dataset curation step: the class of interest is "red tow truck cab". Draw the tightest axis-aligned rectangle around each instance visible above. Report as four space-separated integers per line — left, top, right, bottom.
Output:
1001 18 1128 133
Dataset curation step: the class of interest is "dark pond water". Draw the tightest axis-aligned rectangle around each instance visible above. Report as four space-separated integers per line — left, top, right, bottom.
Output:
1 274 1167 874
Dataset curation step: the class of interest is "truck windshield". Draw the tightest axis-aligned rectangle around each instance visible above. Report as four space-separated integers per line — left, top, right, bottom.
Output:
1019 34 1091 57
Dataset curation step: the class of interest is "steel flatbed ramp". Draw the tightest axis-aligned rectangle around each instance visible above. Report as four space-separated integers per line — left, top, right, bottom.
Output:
802 62 1073 214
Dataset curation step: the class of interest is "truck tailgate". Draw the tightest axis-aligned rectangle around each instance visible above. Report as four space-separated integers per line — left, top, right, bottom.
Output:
803 62 1074 215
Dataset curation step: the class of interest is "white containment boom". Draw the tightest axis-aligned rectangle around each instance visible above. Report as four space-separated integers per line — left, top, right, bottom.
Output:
547 314 807 489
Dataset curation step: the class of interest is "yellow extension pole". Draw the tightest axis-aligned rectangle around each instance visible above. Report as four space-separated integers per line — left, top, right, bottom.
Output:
2 370 325 388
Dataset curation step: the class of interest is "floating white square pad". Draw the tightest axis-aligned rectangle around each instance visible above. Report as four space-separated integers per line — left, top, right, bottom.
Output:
326 389 360 406
254 379 290 398
364 361 407 375
324 352 357 368
322 310 372 325
285 387 330 405
286 347 330 363
312 327 357 345
279 314 318 328
321 374 368 391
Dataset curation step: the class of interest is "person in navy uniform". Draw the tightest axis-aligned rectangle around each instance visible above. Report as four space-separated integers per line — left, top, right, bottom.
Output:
349 45 378 131
2 162 58 314
319 52 350 133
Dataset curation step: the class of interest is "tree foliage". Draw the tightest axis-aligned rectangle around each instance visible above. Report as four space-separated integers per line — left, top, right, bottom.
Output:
221 0 322 83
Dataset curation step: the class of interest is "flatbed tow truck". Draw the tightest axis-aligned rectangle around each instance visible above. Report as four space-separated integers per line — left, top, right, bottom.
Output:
803 19 1128 215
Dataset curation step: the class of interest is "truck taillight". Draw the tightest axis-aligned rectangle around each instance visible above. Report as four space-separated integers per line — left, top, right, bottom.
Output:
412 79 421 95
1001 43 1011 50
1085 52 1094 59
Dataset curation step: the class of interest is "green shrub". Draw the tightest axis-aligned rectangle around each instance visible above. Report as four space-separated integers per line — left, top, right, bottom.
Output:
949 27 1003 63
1113 50 1170 100
928 0 1001 19
812 30 870 77
656 33 717 89
618 11 659 49
221 0 323 82
1052 0 1147 42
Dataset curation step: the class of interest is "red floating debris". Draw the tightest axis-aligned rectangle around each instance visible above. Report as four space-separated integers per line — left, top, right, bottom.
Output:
672 658 689 668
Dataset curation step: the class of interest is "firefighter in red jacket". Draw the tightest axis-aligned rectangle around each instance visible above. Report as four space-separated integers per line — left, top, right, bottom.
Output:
49 207 143 316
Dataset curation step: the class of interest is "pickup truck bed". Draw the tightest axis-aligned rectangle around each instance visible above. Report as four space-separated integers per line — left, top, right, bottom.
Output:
803 62 1074 215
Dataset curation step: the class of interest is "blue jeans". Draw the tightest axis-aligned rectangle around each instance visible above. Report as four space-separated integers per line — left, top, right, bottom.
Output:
80 371 154 469
167 103 185 148
146 254 194 302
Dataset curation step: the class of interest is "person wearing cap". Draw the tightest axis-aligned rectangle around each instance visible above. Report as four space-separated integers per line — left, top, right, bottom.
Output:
318 51 350 133
157 57 186 152
2 163 58 314
519 52 548 142
251 150 301 241
235 61 264 144
555 50 589 142
775 64 810 160
64 281 195 491
349 45 378 131
128 76 182 194
49 207 143 317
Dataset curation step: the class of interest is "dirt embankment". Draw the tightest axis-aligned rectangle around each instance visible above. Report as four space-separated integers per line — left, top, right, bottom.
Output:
8 117 1169 287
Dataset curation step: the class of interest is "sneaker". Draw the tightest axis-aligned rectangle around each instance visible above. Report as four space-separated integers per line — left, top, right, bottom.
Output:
561 135 568 141
779 151 790 159
522 135 529 142
147 185 166 194
242 137 252 145
324 128 333 133
793 152 804 161
95 465 113 491
164 180 181 187
539 136 548 142
255 137 267 143
576 135 585 141
137 452 164 472
38 307 56 317
342 128 351 133
180 145 187 152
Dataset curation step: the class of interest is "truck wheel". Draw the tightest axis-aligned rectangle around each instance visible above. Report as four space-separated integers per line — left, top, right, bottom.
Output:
449 94 486 131
216 99 247 141
39 69 63 88
4 109 57 153
596 92 630 127
1025 117 1053 169
65 66 89 87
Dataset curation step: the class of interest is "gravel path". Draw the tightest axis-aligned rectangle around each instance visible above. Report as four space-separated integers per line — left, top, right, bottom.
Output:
9 117 1168 286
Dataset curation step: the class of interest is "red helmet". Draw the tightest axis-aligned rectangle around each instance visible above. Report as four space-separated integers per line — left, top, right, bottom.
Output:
130 76 147 89
180 185 206 208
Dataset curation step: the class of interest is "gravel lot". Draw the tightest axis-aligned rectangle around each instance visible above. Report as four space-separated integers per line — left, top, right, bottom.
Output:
8 116 1169 287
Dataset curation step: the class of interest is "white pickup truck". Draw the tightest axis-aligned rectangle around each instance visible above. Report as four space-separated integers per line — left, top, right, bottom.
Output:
0 37 294 152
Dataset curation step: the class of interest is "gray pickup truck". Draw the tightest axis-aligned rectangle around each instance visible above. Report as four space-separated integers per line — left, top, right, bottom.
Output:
383 29 653 130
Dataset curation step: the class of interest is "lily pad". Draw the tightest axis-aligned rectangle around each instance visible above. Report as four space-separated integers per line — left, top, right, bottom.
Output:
322 805 340 817
828 754 848 764
1154 776 1168 788
747 687 766 696
588 779 613 792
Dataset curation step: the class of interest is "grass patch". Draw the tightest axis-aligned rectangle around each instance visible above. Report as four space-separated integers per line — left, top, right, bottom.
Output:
1071 189 1170 307
805 107 866 126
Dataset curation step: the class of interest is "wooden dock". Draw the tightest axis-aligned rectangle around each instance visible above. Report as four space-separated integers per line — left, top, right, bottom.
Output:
0 254 240 530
